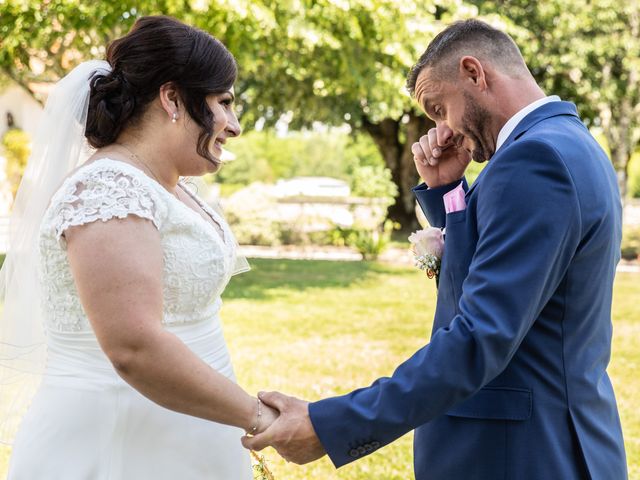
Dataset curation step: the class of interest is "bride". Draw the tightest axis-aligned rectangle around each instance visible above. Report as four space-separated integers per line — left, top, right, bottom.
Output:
0 15 277 479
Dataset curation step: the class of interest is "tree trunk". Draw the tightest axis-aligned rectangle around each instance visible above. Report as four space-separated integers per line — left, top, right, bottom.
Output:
362 113 433 229
598 61 636 210
610 144 630 205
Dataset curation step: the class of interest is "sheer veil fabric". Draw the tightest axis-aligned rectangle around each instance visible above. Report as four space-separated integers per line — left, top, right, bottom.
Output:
0 60 109 443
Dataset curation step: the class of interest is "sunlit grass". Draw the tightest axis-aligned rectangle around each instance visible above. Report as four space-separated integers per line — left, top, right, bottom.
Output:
610 273 640 480
0 261 637 479
223 259 430 479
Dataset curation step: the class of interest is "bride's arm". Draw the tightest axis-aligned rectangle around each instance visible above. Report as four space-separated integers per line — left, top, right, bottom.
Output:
65 215 276 433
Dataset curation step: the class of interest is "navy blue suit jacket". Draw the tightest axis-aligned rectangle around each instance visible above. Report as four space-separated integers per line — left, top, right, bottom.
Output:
309 102 628 479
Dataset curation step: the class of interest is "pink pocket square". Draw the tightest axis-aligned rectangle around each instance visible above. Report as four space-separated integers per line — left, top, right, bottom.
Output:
443 182 466 213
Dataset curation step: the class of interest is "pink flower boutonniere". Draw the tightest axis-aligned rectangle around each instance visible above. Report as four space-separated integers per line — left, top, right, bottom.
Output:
408 227 444 279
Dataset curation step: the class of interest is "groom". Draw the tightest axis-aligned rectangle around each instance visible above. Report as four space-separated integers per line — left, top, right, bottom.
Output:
244 19 628 479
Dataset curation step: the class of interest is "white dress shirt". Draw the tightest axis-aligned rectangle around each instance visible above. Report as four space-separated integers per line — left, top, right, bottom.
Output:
495 95 561 152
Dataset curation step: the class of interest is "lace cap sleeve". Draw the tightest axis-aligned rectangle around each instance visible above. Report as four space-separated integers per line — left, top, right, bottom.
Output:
51 161 167 243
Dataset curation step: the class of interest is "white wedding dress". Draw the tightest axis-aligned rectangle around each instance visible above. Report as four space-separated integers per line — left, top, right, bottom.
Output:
7 158 252 479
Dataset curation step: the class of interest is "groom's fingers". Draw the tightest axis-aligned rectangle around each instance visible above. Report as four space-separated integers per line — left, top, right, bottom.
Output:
258 391 289 412
411 141 428 166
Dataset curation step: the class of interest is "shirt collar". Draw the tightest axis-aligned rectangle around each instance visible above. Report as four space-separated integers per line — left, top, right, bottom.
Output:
495 95 561 152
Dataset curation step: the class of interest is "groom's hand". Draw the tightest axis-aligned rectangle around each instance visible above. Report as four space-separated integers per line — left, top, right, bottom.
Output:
412 127 471 188
241 391 326 465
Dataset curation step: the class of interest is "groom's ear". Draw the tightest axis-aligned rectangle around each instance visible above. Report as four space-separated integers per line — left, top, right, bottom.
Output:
459 56 488 91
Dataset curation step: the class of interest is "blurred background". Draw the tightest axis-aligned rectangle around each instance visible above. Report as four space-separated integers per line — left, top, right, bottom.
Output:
0 1 639 478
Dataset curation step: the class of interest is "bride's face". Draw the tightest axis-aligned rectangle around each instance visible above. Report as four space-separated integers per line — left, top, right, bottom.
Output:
175 88 241 176
206 88 241 164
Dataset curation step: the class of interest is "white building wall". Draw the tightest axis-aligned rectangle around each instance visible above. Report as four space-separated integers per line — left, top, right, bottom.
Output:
0 83 43 237
0 84 43 140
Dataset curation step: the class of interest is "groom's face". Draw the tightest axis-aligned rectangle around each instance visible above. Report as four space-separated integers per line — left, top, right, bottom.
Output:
415 67 494 162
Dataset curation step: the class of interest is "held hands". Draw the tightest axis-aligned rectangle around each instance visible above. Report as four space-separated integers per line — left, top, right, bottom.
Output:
242 392 326 465
250 399 279 435
411 127 471 188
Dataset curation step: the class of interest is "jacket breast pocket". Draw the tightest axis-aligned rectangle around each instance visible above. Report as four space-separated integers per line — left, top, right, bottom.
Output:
445 210 467 226
446 386 532 421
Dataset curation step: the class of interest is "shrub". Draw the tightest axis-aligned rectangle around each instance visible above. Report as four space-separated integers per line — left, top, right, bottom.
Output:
223 183 281 246
349 165 398 202
628 153 640 199
277 219 334 246
340 220 400 260
2 128 30 199
621 226 640 261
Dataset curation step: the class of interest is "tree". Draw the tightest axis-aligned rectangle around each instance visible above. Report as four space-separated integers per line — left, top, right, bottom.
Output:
0 1 251 97
226 0 474 228
563 0 640 202
3 0 636 226
474 0 640 202
0 0 471 227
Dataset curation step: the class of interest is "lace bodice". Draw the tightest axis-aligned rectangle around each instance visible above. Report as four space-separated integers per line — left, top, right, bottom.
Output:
38 158 240 332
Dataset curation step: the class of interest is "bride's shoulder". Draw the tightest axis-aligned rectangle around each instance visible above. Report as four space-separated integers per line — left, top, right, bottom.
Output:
66 157 151 186
52 157 158 202
45 157 169 236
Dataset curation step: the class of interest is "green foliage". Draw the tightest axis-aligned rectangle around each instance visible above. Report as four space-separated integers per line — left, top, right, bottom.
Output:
622 226 640 261
0 0 460 226
216 130 399 233
230 219 282 247
331 220 400 260
475 0 640 196
218 131 397 247
349 220 399 260
215 130 385 186
250 450 275 480
228 0 460 130
0 0 454 126
2 0 637 220
465 160 487 187
349 165 398 200
629 153 640 199
1 128 30 199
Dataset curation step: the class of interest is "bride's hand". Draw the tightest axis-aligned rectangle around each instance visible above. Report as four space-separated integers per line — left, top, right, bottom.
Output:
257 402 279 434
248 398 279 435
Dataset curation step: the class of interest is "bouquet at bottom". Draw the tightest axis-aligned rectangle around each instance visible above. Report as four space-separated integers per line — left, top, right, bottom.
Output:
408 227 444 280
251 450 275 480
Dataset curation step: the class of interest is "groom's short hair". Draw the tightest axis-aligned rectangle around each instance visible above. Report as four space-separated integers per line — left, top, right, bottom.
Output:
406 19 530 96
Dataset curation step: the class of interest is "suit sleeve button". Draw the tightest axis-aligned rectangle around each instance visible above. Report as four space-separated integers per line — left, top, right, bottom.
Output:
357 446 367 455
349 448 360 458
371 441 381 449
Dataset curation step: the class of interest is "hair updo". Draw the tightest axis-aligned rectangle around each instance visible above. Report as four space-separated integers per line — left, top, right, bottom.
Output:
85 15 237 165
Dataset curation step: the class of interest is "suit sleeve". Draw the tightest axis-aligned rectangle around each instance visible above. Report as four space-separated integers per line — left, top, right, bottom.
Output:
309 141 582 467
412 178 468 228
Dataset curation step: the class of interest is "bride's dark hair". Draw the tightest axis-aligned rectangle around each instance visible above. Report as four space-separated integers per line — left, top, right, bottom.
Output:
85 15 237 166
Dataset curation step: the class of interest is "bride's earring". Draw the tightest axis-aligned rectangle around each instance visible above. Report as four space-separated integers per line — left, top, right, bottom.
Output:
171 112 178 123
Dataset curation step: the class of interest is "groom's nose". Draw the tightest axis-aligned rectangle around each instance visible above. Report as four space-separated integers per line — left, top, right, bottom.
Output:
436 122 454 147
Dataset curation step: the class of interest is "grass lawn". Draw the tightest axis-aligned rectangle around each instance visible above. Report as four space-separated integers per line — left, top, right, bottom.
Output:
0 259 638 479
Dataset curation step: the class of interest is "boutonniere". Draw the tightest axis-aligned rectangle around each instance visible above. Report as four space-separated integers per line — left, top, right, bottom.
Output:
408 227 444 279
